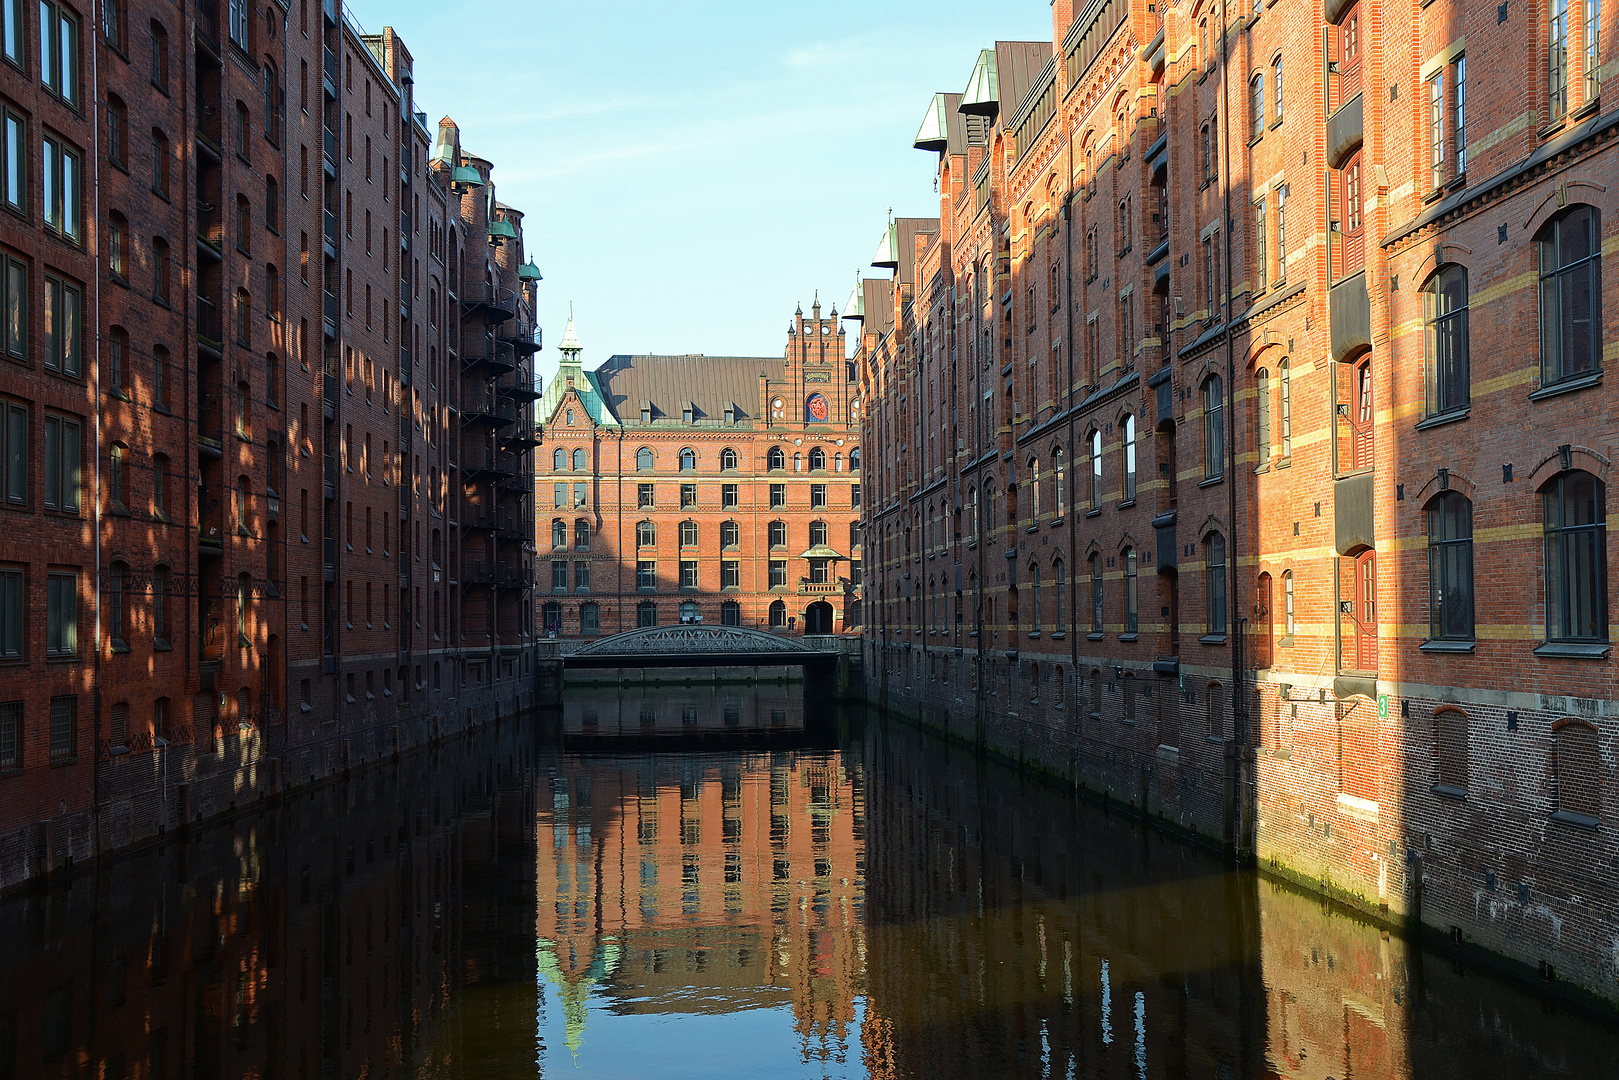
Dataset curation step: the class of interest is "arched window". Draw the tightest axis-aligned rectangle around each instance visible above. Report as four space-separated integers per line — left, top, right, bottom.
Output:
768 599 786 627
151 128 169 196
1089 552 1104 633
636 520 657 547
1088 430 1103 506
1554 719 1602 822
809 520 828 547
553 448 565 471
235 380 251 438
108 442 129 509
721 600 741 626
1250 73 1264 135
235 288 252 345
551 519 566 549
1029 562 1042 631
967 487 979 535
850 447 860 471
1205 532 1227 635
573 448 587 470
636 447 654 471
1427 491 1474 642
1121 414 1137 501
1053 559 1066 631
1538 205 1600 386
721 448 738 471
237 571 253 642
1203 376 1224 479
1279 359 1292 457
1256 368 1272 466
152 565 170 644
1052 447 1066 518
1425 264 1470 415
1434 707 1469 795
1027 458 1040 519
720 520 740 548
1283 569 1296 637
636 601 657 628
1272 57 1284 122
1542 470 1606 646
575 519 591 550
107 214 127 280
679 448 696 471
679 601 700 623
768 446 785 471
809 446 825 471
680 520 698 547
1123 547 1138 633
793 452 802 472
107 562 129 647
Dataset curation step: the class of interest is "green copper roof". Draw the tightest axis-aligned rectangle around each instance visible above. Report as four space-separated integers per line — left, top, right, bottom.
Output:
489 217 518 241
518 259 543 282
450 164 484 187
537 318 618 429
960 48 999 117
914 93 952 151
871 221 899 270
842 274 864 322
797 545 845 561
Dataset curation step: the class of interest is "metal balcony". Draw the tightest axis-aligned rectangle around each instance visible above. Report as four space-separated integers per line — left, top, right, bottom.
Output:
460 284 516 323
461 396 515 429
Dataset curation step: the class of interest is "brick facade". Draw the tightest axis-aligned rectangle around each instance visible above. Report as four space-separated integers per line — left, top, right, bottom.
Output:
0 0 542 893
855 0 1619 1000
533 303 863 638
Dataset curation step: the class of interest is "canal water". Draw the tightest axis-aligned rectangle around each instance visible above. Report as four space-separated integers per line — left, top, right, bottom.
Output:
2 685 1616 1079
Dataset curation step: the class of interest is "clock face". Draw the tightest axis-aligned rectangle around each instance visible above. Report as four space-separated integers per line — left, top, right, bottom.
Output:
772 398 784 409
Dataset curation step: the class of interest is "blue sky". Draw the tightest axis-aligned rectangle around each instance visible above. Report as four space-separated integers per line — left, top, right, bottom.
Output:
343 0 1051 380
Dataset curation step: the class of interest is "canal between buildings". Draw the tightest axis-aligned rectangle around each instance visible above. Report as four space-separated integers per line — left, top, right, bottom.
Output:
2 682 1616 1079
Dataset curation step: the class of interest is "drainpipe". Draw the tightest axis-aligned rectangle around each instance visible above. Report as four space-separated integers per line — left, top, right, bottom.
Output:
1064 192 1078 676
1218 0 1251 857
90 14 103 859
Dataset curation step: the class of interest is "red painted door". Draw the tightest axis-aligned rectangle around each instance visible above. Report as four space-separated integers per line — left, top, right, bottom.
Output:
1350 358 1374 470
1353 550 1377 670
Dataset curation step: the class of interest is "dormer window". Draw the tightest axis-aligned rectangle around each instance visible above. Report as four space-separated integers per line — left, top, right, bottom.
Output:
640 400 651 424
682 403 693 424
723 404 735 424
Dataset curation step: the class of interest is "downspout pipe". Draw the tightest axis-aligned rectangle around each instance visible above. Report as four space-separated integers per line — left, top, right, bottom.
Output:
1218 0 1251 857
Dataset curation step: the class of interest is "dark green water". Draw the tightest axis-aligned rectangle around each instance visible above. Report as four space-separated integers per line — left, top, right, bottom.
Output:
0 686 1614 1079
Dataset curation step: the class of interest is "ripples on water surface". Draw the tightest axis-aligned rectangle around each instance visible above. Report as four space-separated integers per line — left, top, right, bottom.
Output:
1 685 1616 1079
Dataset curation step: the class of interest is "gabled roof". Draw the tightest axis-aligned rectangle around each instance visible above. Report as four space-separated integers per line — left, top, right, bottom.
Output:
537 369 617 427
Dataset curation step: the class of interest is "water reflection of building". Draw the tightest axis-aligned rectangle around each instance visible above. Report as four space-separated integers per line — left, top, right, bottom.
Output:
560 683 808 741
0 725 537 1080
534 703 865 1062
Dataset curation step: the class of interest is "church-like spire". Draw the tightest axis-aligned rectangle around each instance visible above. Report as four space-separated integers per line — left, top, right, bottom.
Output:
558 305 583 379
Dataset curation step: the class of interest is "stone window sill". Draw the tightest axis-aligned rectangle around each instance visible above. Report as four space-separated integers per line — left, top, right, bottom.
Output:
1199 633 1228 645
1119 632 1139 642
1533 641 1610 659
1087 632 1105 641
1415 407 1469 431
1431 783 1467 801
1197 475 1224 489
1550 809 1600 830
1529 369 1602 401
1419 639 1475 653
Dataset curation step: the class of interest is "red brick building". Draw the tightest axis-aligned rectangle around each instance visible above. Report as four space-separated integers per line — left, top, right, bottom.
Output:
534 302 863 638
0 0 542 892
855 0 1619 998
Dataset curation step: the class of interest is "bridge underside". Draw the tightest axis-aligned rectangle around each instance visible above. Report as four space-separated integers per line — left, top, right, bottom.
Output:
557 624 837 670
563 652 832 670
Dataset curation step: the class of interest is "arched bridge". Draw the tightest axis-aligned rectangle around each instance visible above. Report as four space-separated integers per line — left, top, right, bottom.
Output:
558 625 840 670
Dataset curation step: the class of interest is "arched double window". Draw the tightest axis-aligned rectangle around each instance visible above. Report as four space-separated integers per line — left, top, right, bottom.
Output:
679 448 696 471
636 447 654 471
1542 470 1607 647
573 448 587 470
809 446 825 471
553 448 566 471
1425 264 1470 415
768 446 785 471
1427 491 1474 642
720 448 738 471
636 519 657 547
1537 205 1601 386
551 519 566 549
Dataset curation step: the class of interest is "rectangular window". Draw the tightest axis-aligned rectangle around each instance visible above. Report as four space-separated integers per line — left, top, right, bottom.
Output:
680 482 696 508
636 560 656 590
1253 198 1267 291
573 481 586 507
769 483 785 508
769 520 786 548
574 561 590 591
1454 55 1467 175
3 0 24 64
1551 0 1570 119
40 134 79 240
1428 72 1444 189
851 483 861 508
1274 186 1288 284
46 570 75 655
721 560 739 588
228 0 249 48
2 109 23 211
638 482 655 508
39 1 78 106
551 560 567 592
0 699 18 769
553 482 566 508
43 275 80 375
810 483 826 509
2 400 24 503
581 604 599 635
680 560 698 589
769 560 787 588
48 693 74 759
43 413 79 512
0 565 21 658
722 482 738 508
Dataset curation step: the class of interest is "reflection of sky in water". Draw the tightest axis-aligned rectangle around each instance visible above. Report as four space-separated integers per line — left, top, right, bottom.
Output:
533 957 866 1080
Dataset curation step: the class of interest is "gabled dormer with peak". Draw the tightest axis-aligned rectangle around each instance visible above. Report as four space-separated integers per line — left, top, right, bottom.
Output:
537 316 617 431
